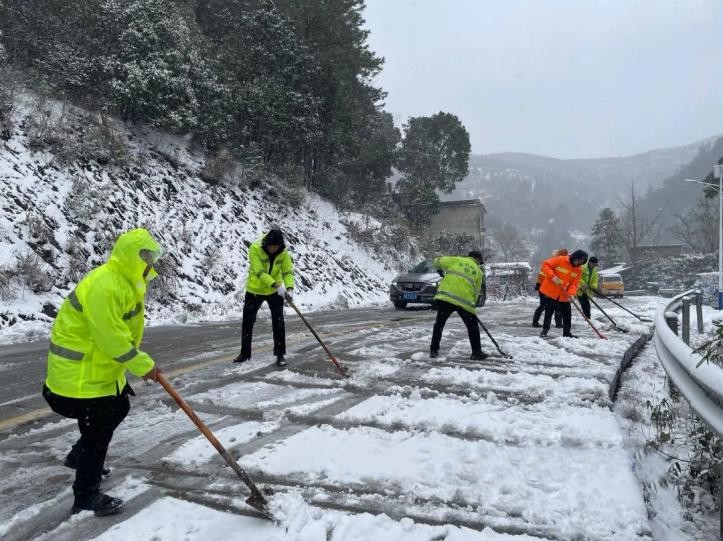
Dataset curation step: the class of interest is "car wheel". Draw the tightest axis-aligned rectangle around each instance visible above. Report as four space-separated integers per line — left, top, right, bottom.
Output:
393 301 407 309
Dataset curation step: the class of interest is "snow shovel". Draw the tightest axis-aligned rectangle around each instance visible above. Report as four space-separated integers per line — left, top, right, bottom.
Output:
584 290 628 333
595 291 653 322
475 315 513 359
157 373 276 521
284 295 349 376
570 296 607 339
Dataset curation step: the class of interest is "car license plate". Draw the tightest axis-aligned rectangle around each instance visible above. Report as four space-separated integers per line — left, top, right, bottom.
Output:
403 293 417 301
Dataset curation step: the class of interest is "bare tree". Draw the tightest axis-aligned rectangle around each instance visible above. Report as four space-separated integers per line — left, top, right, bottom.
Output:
489 222 531 262
619 182 666 260
669 197 719 254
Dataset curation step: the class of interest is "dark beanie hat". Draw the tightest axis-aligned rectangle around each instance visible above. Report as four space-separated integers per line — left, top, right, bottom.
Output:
589 256 599 264
468 250 483 261
569 249 588 264
263 228 284 246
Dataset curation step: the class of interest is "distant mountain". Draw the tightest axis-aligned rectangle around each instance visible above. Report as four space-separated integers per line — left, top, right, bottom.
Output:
635 136 723 244
446 135 720 235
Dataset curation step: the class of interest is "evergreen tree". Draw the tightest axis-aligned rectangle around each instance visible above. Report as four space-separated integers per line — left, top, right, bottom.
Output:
277 0 385 189
396 112 471 225
104 0 204 131
590 208 624 266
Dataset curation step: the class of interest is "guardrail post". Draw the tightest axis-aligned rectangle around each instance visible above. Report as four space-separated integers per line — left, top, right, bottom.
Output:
695 290 704 334
665 311 679 335
682 298 691 345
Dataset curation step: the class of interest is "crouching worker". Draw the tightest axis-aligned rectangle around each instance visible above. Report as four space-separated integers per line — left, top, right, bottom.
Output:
42 228 162 516
429 250 487 360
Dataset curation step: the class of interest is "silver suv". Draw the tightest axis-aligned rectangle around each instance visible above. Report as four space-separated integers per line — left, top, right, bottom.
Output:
389 260 486 309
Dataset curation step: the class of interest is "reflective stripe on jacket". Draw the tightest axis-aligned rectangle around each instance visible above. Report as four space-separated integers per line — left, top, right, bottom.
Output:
45 229 158 398
244 235 295 295
432 256 484 313
538 255 582 302
577 263 599 297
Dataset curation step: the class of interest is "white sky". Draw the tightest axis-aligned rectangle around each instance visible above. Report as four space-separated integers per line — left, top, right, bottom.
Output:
363 0 723 159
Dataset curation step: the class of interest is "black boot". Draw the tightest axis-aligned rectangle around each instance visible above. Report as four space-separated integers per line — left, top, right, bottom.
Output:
470 351 489 361
563 332 578 338
531 321 541 328
540 329 549 338
232 354 249 363
429 350 439 359
276 355 287 367
65 451 111 478
72 493 124 516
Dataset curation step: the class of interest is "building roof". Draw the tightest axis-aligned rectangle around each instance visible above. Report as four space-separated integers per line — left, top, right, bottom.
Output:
438 199 487 213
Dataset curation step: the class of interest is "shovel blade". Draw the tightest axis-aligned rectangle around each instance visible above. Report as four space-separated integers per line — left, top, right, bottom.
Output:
245 493 277 522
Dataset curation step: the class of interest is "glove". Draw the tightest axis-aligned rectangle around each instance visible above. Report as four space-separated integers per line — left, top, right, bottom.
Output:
437 270 445 278
552 276 563 286
286 288 293 300
143 365 161 383
276 283 287 298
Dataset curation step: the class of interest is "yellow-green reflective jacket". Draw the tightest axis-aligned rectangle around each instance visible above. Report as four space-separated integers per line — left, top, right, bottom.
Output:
45 229 159 398
432 256 485 313
244 235 295 295
578 263 599 297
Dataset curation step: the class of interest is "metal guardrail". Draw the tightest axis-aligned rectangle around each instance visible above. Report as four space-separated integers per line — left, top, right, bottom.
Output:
654 289 723 435
653 289 723 537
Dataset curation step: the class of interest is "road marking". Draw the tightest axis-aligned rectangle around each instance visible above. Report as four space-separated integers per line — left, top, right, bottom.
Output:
0 316 424 432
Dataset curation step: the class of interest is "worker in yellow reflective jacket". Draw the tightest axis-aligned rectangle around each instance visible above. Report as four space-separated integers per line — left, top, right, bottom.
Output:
42 228 162 517
577 256 600 319
430 250 487 360
233 228 295 367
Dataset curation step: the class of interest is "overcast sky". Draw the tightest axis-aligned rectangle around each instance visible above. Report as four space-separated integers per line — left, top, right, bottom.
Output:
363 0 723 159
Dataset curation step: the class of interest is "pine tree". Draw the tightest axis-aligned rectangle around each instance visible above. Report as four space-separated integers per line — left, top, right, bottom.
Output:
590 208 624 266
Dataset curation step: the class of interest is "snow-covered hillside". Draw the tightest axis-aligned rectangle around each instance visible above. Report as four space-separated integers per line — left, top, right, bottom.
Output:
0 102 410 342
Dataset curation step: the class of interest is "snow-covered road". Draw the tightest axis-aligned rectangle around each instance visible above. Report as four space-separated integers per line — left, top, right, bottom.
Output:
0 297 662 540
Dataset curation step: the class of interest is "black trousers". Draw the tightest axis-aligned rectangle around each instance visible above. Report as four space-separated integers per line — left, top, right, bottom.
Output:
542 295 572 334
430 300 482 354
42 385 130 499
240 291 286 358
533 290 562 327
579 293 591 319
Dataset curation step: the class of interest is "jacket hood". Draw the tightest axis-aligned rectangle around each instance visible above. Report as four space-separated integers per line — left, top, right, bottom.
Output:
259 230 286 254
107 228 162 297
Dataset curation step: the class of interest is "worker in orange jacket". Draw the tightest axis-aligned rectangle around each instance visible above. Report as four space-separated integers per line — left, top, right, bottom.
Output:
539 249 588 338
532 248 567 328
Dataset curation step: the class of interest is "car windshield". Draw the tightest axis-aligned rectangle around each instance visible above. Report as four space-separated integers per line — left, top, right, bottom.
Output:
409 260 434 273
603 275 622 282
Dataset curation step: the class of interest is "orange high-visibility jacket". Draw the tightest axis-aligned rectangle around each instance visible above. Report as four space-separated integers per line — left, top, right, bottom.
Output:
539 255 582 302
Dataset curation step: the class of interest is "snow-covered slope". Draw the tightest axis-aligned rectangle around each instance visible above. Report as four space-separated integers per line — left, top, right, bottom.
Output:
0 104 409 342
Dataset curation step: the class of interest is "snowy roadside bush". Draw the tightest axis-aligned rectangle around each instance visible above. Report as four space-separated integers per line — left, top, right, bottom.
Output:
65 235 89 282
696 322 723 368
148 253 179 303
13 252 54 294
0 266 14 300
422 231 480 258
200 148 236 185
